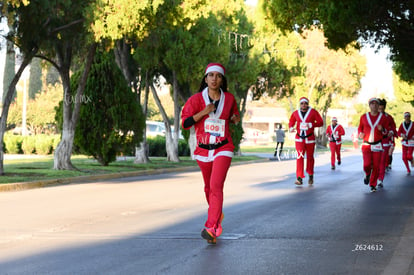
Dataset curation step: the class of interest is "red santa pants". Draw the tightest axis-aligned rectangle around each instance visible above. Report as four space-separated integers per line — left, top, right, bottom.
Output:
295 140 316 179
378 144 390 181
329 142 341 167
402 145 414 173
361 145 382 187
197 156 232 229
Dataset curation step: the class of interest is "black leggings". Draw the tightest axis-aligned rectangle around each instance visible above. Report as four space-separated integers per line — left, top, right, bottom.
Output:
275 142 284 154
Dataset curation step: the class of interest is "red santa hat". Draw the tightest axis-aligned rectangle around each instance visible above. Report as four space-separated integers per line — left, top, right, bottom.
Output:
299 97 309 104
368 97 379 104
332 117 338 121
404 112 411 117
205 63 225 76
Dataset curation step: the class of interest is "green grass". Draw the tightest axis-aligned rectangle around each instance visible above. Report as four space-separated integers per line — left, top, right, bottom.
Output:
1 154 262 184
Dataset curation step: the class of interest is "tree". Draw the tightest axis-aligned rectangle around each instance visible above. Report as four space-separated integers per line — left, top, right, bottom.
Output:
8 83 62 134
0 2 42 174
71 50 144 166
1 0 99 172
298 30 366 145
2 38 16 103
246 3 304 113
263 0 414 101
87 0 163 163
393 72 414 107
90 0 252 161
28 57 42 99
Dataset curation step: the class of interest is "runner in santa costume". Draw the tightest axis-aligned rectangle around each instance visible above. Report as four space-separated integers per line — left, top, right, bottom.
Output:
377 98 397 187
358 98 389 192
326 117 345 170
181 63 240 244
288 97 323 185
397 112 414 175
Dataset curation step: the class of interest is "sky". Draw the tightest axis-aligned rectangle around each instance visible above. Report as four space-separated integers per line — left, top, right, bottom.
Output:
358 46 394 103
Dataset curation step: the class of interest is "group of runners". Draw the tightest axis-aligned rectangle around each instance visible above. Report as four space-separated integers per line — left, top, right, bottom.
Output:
181 62 413 244
289 96 413 193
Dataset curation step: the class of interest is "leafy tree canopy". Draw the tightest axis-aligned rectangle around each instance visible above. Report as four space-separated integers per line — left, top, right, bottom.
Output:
263 0 414 86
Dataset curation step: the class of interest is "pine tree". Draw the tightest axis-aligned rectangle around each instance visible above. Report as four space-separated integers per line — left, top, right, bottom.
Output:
72 49 145 166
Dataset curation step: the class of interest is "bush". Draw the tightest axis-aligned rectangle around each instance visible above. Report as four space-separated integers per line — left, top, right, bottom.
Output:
4 133 23 154
147 136 190 157
230 122 244 153
66 49 144 166
35 135 54 155
21 136 36 154
52 135 61 152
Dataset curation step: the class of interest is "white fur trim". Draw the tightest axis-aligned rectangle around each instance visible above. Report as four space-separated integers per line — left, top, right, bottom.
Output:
205 65 224 76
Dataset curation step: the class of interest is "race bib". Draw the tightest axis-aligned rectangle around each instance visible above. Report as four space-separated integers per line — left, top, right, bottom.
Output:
408 140 414 147
371 143 383 152
205 118 225 137
300 122 309 131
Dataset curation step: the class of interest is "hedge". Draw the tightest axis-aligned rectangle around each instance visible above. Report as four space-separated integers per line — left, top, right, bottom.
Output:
2 133 191 157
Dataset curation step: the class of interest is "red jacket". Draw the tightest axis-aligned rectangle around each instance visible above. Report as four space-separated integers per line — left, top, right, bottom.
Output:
289 107 323 144
326 124 345 144
397 121 414 147
181 88 239 162
381 112 397 146
358 112 388 145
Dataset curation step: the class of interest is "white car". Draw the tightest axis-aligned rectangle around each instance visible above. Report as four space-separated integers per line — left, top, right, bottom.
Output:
146 121 166 137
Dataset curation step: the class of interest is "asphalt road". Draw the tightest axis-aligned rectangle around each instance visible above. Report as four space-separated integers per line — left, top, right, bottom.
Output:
0 150 413 275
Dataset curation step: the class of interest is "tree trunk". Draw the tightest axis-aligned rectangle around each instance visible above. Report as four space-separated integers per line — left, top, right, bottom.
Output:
114 39 139 96
172 71 181 154
150 81 179 162
53 43 97 170
2 39 16 102
188 126 197 159
0 50 36 175
53 129 76 169
134 71 150 164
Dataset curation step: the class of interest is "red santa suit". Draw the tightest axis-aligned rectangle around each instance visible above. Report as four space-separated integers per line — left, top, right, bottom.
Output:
397 118 414 174
181 87 239 231
358 112 388 187
378 112 397 182
289 105 323 180
326 121 345 169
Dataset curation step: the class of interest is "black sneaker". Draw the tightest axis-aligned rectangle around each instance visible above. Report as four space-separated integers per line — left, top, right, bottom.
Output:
295 177 303 185
338 161 341 165
331 166 335 170
370 185 377 192
364 174 370 185
308 175 314 185
378 180 384 188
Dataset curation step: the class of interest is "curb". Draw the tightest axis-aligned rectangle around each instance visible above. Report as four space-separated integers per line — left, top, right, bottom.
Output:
0 158 269 192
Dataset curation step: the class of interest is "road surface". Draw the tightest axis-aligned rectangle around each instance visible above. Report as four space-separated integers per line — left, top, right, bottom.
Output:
0 149 413 274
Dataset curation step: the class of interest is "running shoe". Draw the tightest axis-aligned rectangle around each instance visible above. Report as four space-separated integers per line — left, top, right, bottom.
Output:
338 161 341 165
364 174 370 185
308 175 314 185
331 166 335 170
370 185 377 193
201 227 216 244
295 177 303 185
378 180 383 188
